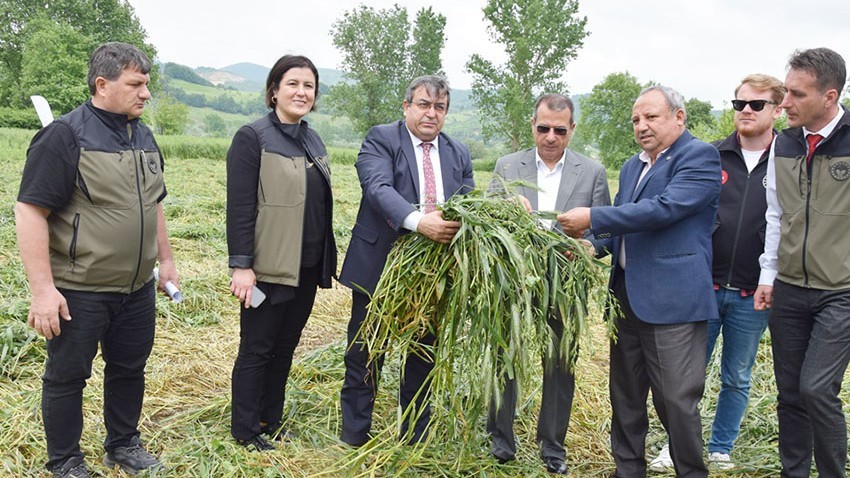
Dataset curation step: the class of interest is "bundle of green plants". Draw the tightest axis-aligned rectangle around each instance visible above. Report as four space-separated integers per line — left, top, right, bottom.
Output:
355 185 618 460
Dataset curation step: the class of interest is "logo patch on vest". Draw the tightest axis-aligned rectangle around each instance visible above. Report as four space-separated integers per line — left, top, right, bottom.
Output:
142 151 158 174
830 161 850 181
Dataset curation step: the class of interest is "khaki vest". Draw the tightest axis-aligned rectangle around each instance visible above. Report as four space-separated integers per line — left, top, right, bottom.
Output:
49 104 164 293
775 124 850 289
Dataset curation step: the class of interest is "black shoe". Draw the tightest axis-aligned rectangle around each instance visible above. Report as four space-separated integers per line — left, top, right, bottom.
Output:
261 424 297 443
103 436 163 475
238 434 276 451
340 433 372 448
492 453 515 465
544 457 568 475
52 457 90 478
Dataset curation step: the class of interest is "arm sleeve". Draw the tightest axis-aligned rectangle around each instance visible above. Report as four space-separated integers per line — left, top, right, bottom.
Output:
758 140 780 285
226 126 261 269
17 122 79 211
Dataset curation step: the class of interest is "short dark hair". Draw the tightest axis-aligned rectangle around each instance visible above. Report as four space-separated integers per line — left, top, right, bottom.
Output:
265 55 319 109
788 48 847 94
405 75 451 110
87 42 151 95
532 93 575 124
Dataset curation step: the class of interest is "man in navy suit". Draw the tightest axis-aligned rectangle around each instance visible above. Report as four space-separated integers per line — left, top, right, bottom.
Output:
559 86 721 478
338 75 474 446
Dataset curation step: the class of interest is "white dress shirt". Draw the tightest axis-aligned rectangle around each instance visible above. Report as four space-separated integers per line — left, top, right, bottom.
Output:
401 127 446 232
758 108 844 285
536 149 566 229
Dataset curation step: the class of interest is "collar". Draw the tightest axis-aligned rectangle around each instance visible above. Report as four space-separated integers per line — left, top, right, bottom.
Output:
85 98 139 132
804 107 844 138
638 147 670 166
405 125 440 154
534 148 566 173
268 111 306 140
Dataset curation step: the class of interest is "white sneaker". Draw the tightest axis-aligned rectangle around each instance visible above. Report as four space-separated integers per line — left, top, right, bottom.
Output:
708 452 734 470
649 444 673 472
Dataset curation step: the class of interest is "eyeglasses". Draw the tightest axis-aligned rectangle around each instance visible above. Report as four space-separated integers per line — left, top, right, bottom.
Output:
535 125 570 136
412 100 447 113
731 99 777 112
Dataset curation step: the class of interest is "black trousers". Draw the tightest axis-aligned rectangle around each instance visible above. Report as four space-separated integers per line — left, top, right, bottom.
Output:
609 267 708 478
487 314 575 462
339 290 434 445
230 266 319 441
43 282 156 471
770 280 850 478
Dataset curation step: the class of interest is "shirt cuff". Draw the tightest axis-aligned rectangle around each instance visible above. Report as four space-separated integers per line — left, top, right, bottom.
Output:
758 268 777 286
229 255 253 269
402 211 424 232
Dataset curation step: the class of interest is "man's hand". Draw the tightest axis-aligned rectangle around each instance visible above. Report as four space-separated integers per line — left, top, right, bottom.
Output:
753 285 773 310
230 267 257 308
516 195 532 213
564 238 596 261
417 210 460 244
156 258 179 297
557 207 591 238
28 286 71 339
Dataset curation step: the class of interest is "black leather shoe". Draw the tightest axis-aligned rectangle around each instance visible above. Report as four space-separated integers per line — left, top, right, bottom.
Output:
237 434 275 452
492 453 515 465
544 457 568 475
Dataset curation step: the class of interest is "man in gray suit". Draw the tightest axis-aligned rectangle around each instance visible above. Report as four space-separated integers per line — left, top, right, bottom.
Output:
487 93 610 475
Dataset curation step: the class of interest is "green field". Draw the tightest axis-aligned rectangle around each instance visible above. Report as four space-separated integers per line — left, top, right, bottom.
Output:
0 126 844 477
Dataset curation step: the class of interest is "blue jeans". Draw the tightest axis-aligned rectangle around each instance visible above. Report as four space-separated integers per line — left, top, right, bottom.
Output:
705 287 769 454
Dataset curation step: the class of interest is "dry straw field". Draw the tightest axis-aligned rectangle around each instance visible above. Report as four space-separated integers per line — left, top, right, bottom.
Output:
1 126 846 476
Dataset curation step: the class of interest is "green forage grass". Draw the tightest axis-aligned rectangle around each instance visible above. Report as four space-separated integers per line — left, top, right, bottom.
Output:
354 186 618 472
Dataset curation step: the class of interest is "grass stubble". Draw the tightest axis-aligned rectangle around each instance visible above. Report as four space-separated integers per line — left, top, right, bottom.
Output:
0 127 844 477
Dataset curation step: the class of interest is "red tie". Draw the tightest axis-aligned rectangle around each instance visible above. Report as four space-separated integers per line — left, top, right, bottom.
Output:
422 142 437 213
806 133 823 166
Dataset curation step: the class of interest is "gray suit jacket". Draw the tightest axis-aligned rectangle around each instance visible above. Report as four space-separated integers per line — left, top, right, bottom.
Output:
491 148 611 235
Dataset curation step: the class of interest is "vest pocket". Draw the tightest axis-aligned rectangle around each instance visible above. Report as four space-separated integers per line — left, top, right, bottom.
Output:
258 152 305 207
69 213 80 267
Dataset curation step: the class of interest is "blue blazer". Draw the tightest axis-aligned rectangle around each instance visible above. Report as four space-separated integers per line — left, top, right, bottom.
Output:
339 121 475 295
592 130 721 324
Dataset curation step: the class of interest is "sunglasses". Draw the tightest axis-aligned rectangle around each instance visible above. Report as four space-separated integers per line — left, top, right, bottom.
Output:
731 99 777 112
536 125 570 136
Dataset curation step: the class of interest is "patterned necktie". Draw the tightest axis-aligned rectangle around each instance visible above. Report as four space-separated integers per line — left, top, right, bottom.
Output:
422 142 437 213
806 133 823 166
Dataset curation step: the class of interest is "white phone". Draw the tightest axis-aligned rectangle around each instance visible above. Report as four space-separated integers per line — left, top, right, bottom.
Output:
250 285 266 308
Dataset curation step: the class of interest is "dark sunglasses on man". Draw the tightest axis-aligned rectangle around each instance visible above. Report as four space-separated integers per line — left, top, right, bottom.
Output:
536 125 570 136
731 99 776 112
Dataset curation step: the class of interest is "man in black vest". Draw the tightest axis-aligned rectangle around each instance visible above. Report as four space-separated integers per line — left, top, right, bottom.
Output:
15 42 179 478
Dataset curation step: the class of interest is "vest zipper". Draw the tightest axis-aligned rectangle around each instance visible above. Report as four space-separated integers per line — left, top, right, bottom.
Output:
725 168 751 287
128 123 145 291
802 159 813 287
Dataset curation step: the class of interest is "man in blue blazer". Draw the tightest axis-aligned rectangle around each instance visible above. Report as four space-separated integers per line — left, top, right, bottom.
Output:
559 86 721 478
338 75 475 446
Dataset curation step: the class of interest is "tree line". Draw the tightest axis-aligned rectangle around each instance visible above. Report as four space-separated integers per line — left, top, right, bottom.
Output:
5 0 847 168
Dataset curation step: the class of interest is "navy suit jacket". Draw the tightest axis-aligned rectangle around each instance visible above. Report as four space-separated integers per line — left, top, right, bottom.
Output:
339 121 475 295
592 130 721 324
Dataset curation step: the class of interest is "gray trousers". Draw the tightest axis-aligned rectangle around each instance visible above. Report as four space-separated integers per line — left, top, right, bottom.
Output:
609 267 708 478
487 316 575 462
770 280 850 478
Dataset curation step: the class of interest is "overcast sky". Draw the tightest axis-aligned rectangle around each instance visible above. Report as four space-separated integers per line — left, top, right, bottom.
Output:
127 0 850 109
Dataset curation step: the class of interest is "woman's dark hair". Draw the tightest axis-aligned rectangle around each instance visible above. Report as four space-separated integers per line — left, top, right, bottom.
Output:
265 55 319 110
